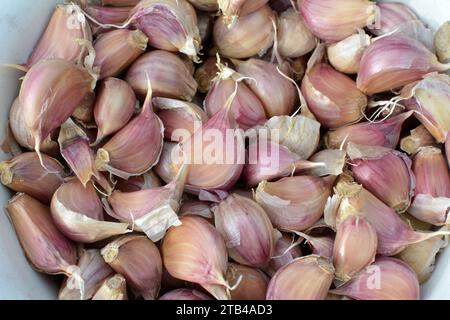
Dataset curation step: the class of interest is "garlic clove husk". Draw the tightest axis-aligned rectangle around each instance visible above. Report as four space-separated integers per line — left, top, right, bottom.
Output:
51 179 130 243
332 216 377 282
266 255 335 300
213 194 276 267
179 200 213 219
95 81 164 180
214 5 274 59
218 0 269 27
370 2 420 37
72 92 96 124
59 249 114 300
277 8 317 58
84 5 132 25
325 111 413 149
233 58 297 118
331 257 420 300
347 143 415 213
102 235 162 300
327 31 371 74
115 171 162 193
255 176 335 231
59 118 99 187
265 233 303 276
128 0 201 62
27 4 92 67
357 34 449 95
195 56 221 93
125 50 198 101
154 97 208 142
159 289 212 300
400 125 436 155
188 0 219 12
304 149 346 177
92 274 128 300
435 21 450 64
300 0 377 43
0 152 65 205
162 216 231 300
301 63 367 129
94 78 137 144
226 263 269 300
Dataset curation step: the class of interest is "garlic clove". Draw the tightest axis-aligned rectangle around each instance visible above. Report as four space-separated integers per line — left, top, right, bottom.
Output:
255 176 335 231
266 255 335 300
218 0 269 27
102 0 139 6
162 216 231 300
300 0 377 43
295 231 334 259
332 216 377 282
435 21 450 64
159 289 212 300
84 5 132 25
357 34 449 95
93 78 137 144
302 63 367 128
0 152 65 205
59 249 114 300
213 194 276 267
125 50 198 101
72 92 96 125
92 274 128 300
214 5 274 59
325 111 413 149
265 233 303 276
179 200 213 220
347 143 415 213
370 2 420 36
102 235 162 300
226 263 269 300
331 257 420 300
400 125 436 155
304 149 346 177
195 56 221 93
115 171 162 193
197 11 214 42
188 0 219 12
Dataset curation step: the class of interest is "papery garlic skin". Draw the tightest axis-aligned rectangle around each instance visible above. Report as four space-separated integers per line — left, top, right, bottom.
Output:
214 5 274 59
304 149 346 177
302 63 367 128
357 34 449 95
125 50 198 101
327 32 371 74
266 255 335 300
277 8 316 58
401 125 436 155
162 216 231 300
159 289 212 300
116 171 162 192
331 257 420 300
195 56 220 93
255 176 335 231
218 0 269 27
333 216 377 282
92 274 128 300
370 2 419 36
226 263 269 300
102 235 162 300
435 21 450 64
300 0 377 43
266 233 303 276
213 194 276 267
0 152 65 205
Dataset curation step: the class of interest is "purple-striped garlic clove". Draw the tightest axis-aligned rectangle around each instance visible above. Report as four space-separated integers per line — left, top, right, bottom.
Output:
159 289 211 300
370 2 420 36
218 0 269 27
265 233 303 276
226 263 269 300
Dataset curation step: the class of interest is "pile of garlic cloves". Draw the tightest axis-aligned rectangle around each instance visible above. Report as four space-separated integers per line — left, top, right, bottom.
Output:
1 0 450 301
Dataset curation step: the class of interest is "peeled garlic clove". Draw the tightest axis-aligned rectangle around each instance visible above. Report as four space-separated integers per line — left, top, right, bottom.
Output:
233 58 296 117
125 50 198 101
51 179 129 243
357 35 450 95
116 171 162 192
27 4 92 67
401 125 436 155
213 194 276 267
214 5 274 59
300 0 377 43
396 233 447 284
102 235 162 300
304 149 346 177
128 0 201 61
255 176 335 231
6 194 78 275
435 21 450 63
162 216 231 300
84 5 132 25
92 274 128 300
402 73 450 143
302 63 367 128
59 119 99 187
96 81 164 179
348 143 415 213
218 0 269 27
333 216 377 282
326 111 413 149
226 263 269 300
370 2 419 36
154 97 208 142
195 56 220 93
264 115 321 160
107 164 187 242
409 146 450 226
327 31 371 74
59 249 114 300
266 233 303 276
331 257 420 300
0 152 64 205
277 8 316 58
159 289 211 300
94 78 137 144
266 255 334 300
188 0 218 11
